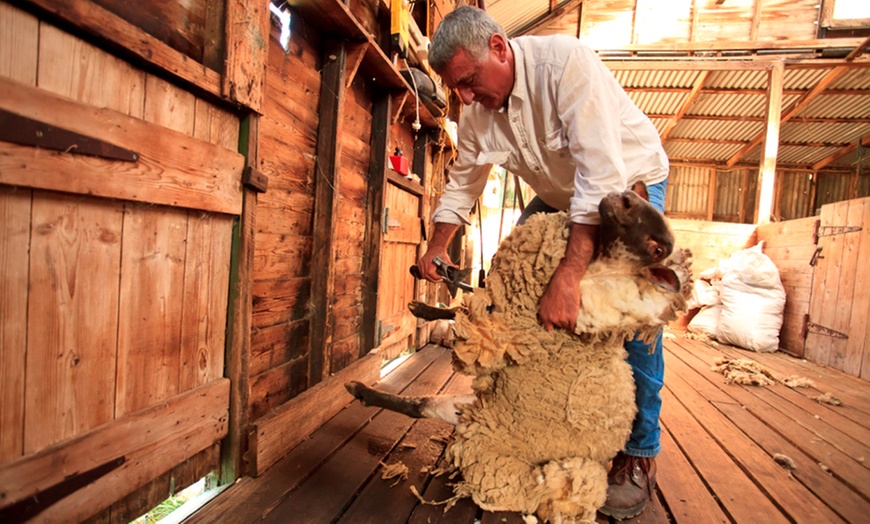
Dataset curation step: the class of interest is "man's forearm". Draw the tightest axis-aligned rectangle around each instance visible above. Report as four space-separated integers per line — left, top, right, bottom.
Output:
538 223 597 331
559 223 597 277
428 222 461 253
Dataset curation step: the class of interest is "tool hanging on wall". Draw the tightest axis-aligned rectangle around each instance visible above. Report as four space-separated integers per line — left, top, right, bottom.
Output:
391 0 411 58
476 197 486 288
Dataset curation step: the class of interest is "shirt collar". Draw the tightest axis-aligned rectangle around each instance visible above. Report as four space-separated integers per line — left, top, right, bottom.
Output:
507 39 527 108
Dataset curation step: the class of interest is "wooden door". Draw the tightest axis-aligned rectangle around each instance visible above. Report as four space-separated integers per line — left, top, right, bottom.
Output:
805 196 870 379
376 182 423 358
0 8 242 520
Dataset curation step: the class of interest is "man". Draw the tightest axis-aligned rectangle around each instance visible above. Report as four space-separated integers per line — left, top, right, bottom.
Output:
415 6 669 520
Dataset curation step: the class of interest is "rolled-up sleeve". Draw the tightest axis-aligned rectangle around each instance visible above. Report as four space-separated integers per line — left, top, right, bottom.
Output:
431 115 491 225
556 46 629 225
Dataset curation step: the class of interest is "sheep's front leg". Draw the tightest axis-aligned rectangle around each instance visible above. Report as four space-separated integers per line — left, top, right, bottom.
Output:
345 381 475 425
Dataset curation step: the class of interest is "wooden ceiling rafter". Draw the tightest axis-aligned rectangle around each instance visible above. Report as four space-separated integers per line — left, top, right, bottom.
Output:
508 0 584 37
812 134 870 171
626 87 870 96
648 114 870 124
660 70 709 143
726 36 870 168
668 138 853 148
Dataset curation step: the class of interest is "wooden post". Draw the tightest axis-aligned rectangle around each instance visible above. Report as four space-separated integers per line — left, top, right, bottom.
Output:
412 130 433 349
706 167 717 221
361 92 392 355
755 60 784 224
223 0 270 112
220 115 256 481
309 40 348 385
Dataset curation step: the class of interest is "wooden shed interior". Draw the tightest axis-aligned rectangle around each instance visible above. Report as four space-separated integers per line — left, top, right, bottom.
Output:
0 0 868 522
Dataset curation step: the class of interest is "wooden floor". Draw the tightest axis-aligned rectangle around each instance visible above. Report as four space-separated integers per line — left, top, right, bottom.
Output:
187 334 870 523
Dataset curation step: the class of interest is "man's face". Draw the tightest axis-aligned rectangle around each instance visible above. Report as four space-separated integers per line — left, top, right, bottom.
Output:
439 35 513 110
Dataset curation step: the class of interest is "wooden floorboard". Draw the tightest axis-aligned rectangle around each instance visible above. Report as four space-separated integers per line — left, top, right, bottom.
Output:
185 336 870 524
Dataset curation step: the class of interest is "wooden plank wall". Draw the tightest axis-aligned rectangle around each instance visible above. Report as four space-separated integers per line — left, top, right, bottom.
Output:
89 0 218 66
332 74 374 373
714 169 748 222
775 170 815 220
0 3 240 520
756 216 817 357
248 20 321 422
668 218 757 277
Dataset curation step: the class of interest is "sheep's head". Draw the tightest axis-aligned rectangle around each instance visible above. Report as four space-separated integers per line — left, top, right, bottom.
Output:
598 189 675 267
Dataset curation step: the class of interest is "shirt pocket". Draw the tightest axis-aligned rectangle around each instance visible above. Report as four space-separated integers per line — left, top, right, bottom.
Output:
543 125 568 152
475 150 511 167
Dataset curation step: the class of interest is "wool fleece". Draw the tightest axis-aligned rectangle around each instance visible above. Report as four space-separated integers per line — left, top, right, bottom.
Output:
444 212 692 523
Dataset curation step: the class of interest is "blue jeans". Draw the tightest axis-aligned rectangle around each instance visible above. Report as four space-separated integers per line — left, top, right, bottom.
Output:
518 179 668 457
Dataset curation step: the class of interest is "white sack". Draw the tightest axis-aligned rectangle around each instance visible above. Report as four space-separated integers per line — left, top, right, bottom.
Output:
715 243 786 352
689 279 720 309
688 305 721 337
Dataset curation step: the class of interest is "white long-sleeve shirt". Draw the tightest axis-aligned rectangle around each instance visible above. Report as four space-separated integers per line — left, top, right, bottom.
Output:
433 35 668 226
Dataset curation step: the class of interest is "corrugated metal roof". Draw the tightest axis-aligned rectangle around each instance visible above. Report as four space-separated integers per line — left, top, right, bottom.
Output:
479 1 870 171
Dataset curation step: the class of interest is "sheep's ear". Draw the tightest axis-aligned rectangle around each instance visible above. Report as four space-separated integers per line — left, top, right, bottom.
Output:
642 265 681 293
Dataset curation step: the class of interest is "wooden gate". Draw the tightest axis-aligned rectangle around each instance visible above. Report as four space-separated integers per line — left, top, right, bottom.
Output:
376 181 423 359
805 196 870 379
0 8 242 520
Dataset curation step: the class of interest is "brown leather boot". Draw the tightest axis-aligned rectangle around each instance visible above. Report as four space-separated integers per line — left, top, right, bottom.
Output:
599 452 657 520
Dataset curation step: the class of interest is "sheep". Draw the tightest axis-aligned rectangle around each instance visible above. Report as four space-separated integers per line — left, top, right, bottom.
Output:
347 189 692 523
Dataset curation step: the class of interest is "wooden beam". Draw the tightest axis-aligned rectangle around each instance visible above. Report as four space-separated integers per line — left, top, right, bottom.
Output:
309 39 348 385
0 379 229 520
220 116 257 482
224 0 270 112
0 76 244 214
345 42 369 89
727 38 870 168
597 37 870 54
813 134 870 171
18 0 223 100
362 92 391 354
750 0 761 41
606 60 776 71
627 87 870 96
649 113 870 124
755 60 784 224
706 168 717 221
247 352 380 475
509 0 584 37
660 70 709 143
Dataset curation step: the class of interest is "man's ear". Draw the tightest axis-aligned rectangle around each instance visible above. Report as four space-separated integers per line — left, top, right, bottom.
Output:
490 33 509 61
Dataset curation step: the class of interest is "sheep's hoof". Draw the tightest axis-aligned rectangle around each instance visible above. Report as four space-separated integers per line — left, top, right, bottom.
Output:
345 381 369 402
408 301 457 321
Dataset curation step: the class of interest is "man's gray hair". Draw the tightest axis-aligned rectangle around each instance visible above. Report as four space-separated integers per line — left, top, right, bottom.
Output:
429 6 507 74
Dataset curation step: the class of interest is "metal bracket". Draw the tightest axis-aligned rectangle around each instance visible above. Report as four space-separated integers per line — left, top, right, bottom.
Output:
0 108 138 162
0 456 126 522
809 246 824 266
807 321 848 340
817 225 862 237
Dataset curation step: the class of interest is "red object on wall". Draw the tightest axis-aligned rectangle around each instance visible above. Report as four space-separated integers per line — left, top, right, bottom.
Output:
389 148 409 176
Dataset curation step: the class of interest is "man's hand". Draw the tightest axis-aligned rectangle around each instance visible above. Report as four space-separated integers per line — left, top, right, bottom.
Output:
539 265 583 331
538 223 597 332
416 222 460 282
